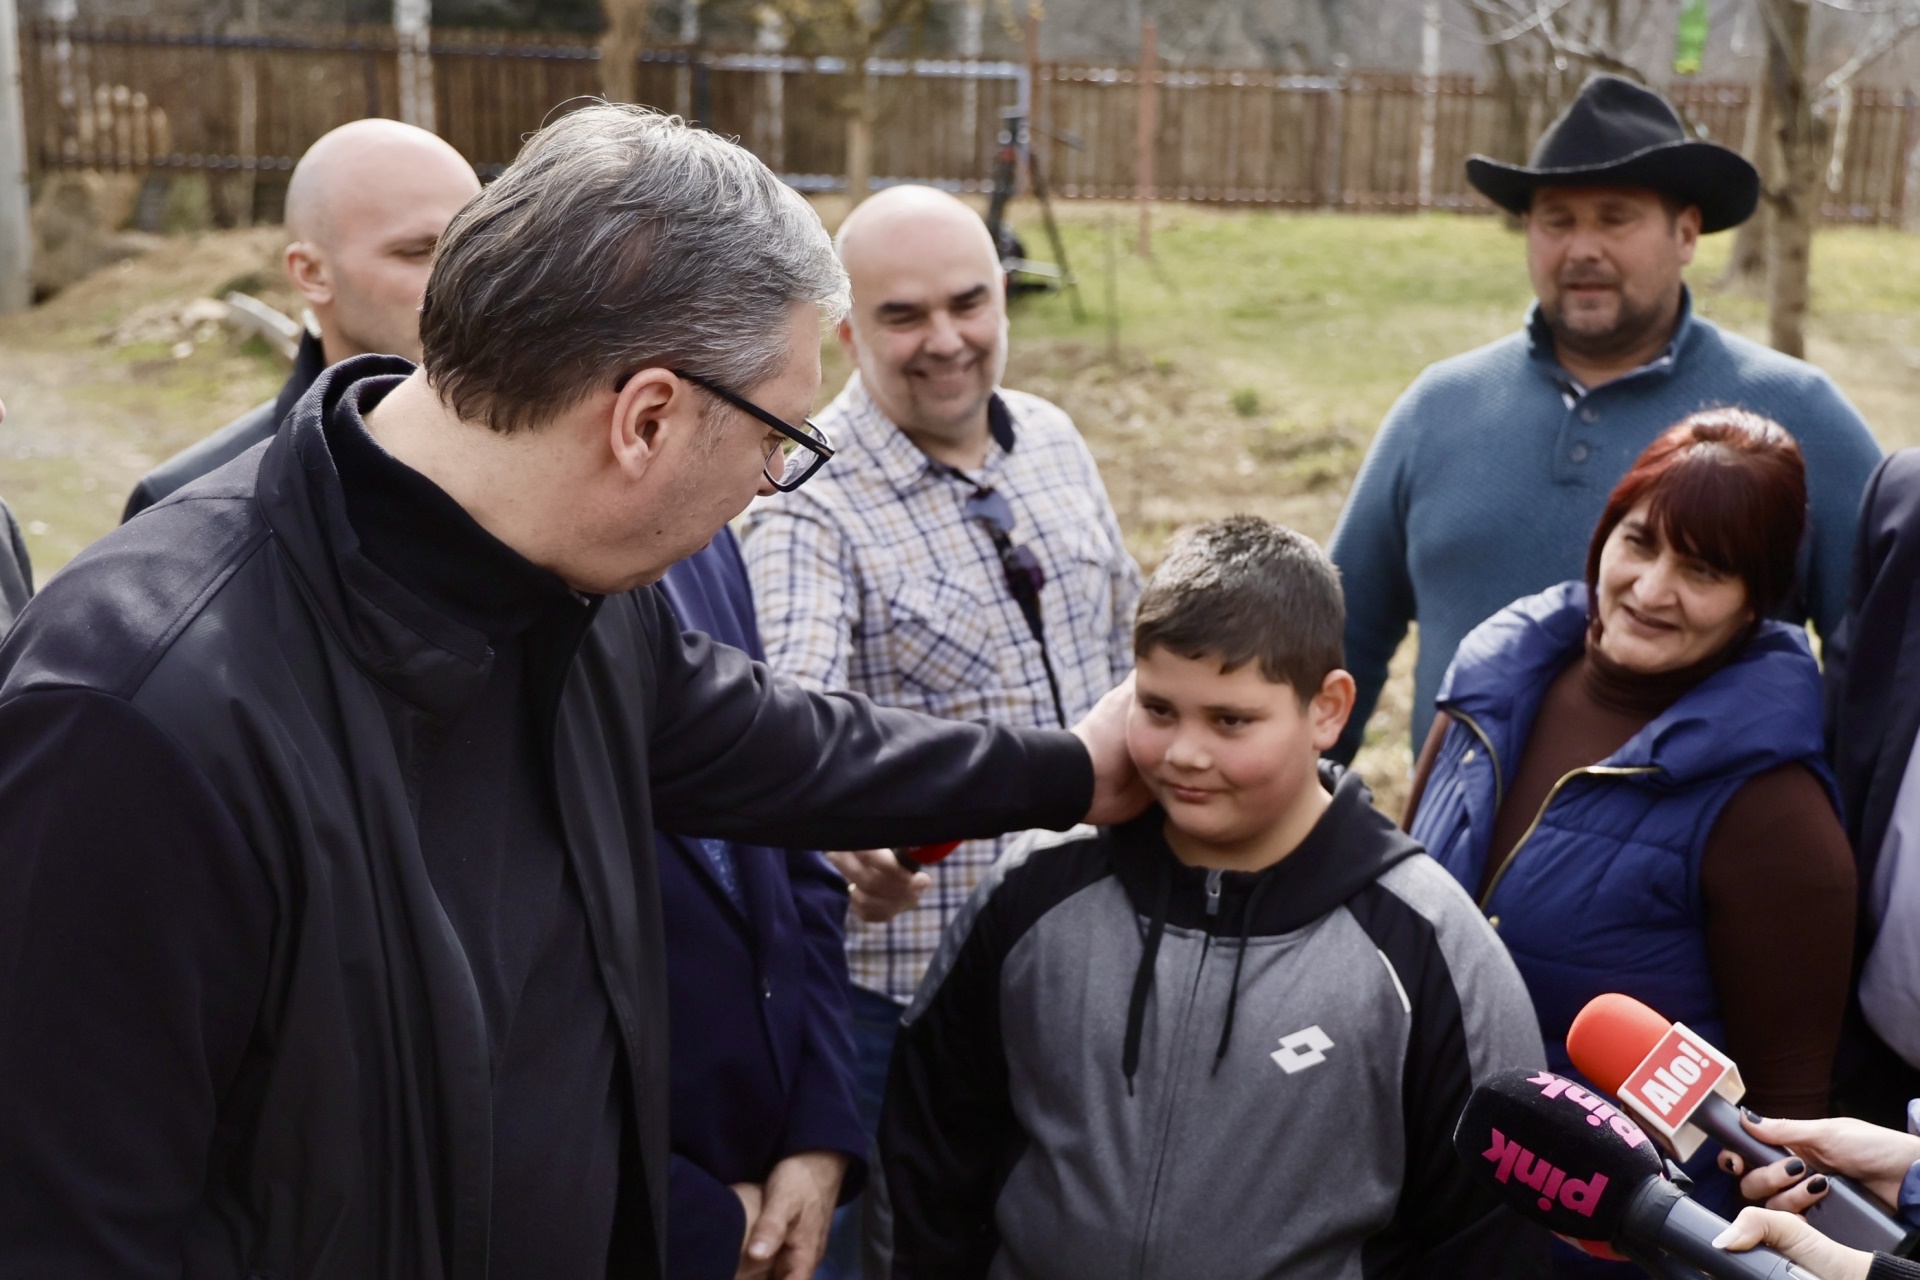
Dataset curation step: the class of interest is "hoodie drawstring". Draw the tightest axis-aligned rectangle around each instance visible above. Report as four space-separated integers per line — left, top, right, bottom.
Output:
1212 871 1277 1072
1121 855 1173 1096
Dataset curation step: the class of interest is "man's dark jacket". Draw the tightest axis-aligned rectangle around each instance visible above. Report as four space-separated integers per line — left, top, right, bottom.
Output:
0 494 30 634
654 531 865 1277
121 329 326 522
0 359 1093 1279
1825 447 1920 1122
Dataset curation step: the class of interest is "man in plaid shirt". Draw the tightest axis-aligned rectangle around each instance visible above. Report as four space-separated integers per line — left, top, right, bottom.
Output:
739 184 1141 1275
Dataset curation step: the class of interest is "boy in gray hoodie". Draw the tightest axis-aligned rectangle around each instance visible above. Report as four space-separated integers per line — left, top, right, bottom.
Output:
877 516 1549 1279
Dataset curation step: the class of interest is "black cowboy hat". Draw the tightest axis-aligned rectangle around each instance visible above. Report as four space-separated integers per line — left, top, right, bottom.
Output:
1465 75 1759 233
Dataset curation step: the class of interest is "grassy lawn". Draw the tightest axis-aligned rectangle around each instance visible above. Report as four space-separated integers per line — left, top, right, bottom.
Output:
3 203 1918 813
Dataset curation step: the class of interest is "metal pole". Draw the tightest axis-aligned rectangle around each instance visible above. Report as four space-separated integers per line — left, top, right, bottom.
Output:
0 0 32 312
1134 18 1156 254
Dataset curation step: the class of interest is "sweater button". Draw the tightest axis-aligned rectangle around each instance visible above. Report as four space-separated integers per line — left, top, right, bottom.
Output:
1462 748 1476 764
1488 915 1502 929
1570 442 1591 463
761 979 773 999
1580 405 1600 423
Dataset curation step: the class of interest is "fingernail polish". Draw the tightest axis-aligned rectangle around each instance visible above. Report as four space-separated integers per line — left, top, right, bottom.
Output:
1742 1107 1763 1123
1785 1158 1806 1177
1807 1175 1830 1195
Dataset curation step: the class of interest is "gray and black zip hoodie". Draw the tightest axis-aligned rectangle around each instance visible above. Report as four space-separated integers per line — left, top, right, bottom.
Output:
877 764 1551 1280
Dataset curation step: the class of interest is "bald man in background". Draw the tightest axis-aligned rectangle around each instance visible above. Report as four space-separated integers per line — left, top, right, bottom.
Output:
738 184 1141 1277
121 118 479 520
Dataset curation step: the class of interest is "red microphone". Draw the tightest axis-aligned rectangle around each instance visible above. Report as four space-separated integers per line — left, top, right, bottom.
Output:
892 841 961 874
1567 993 1912 1253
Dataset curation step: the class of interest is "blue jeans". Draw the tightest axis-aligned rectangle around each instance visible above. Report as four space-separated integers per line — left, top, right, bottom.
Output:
818 985 906 1280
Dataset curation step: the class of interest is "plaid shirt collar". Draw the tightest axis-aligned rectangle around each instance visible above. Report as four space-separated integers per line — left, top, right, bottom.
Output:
837 373 1018 494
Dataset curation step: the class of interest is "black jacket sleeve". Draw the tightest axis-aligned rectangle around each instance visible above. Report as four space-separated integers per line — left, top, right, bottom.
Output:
1873 1254 1920 1280
774 848 867 1181
879 835 1110 1280
638 595 1094 851
0 688 273 1277
666 1153 750 1280
1349 880 1551 1280
878 882 1022 1280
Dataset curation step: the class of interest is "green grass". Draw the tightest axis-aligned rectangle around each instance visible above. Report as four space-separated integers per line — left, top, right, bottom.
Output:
1006 206 1920 449
5 207 1918 812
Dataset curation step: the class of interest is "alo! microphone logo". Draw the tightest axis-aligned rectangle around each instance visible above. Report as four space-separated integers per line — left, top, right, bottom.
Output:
1481 1128 1611 1217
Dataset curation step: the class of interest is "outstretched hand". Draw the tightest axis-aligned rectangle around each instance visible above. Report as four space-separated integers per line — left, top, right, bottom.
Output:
1713 1206 1872 1280
1072 675 1150 826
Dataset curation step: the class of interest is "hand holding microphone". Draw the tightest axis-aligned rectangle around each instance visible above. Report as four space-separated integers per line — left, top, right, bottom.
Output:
827 843 958 924
1565 994 1913 1254
1714 1208 1875 1280
1716 1114 1920 1216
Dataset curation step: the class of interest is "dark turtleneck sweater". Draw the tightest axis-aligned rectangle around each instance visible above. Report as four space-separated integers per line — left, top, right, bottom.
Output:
331 375 628 1278
1405 643 1856 1119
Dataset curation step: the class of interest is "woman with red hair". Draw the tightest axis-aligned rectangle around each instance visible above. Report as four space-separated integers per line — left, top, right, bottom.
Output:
1404 410 1856 1271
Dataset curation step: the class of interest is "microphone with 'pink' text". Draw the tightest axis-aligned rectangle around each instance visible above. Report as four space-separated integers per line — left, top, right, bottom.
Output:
1453 1067 1821 1280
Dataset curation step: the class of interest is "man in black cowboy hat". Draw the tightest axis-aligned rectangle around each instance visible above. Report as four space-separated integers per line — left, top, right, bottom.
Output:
1328 73 1881 766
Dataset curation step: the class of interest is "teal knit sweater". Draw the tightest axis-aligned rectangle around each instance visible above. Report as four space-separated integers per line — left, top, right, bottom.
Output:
1328 292 1883 761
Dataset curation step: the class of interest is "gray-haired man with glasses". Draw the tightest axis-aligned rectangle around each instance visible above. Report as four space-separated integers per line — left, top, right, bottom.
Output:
0 110 1149 1280
738 182 1142 1277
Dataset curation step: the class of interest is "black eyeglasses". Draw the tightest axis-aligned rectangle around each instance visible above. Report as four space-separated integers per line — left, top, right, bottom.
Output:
613 367 835 492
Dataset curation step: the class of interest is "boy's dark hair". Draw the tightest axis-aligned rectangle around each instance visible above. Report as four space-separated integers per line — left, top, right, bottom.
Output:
1133 515 1344 697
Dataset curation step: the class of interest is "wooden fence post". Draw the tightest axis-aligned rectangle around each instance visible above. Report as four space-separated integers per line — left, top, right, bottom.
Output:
1900 91 1920 231
1134 18 1155 255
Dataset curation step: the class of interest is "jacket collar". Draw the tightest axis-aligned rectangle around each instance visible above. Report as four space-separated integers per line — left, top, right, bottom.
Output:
1526 285 1696 393
269 328 329 429
1109 764 1422 935
1440 580 1831 789
257 357 594 723
836 373 1017 495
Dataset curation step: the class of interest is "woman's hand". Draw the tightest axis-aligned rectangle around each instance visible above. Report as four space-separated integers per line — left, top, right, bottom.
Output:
1717 1111 1920 1209
1713 1206 1873 1280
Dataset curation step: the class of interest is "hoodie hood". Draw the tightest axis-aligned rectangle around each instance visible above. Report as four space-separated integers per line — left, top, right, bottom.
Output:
1107 762 1422 1090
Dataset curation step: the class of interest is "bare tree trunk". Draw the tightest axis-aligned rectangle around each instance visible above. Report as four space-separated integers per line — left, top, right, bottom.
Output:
1722 71 1772 292
599 0 650 103
1472 7 1531 165
1762 0 1819 358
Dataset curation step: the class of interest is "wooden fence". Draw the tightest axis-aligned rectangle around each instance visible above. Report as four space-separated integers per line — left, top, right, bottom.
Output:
20 19 1920 226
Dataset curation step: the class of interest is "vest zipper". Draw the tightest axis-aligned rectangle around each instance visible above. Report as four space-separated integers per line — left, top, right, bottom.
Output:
1476 764 1661 910
1449 708 1505 810
1204 869 1222 917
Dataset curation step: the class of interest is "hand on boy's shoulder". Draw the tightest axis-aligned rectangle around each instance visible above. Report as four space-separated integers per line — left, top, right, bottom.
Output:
1073 676 1152 826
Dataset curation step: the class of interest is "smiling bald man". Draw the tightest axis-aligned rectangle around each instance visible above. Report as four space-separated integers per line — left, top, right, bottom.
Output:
122 119 480 520
738 184 1143 1277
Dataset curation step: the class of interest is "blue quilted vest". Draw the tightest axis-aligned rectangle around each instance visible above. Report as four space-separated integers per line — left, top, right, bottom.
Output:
1411 581 1838 1079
